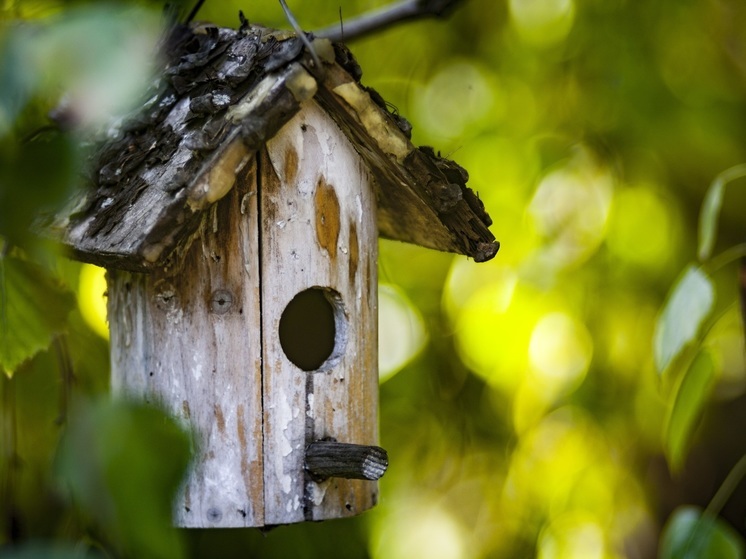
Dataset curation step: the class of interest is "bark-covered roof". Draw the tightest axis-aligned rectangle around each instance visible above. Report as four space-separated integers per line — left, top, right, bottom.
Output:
57 17 499 271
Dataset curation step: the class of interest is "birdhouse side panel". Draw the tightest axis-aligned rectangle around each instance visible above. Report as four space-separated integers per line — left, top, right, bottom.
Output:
107 163 265 528
260 100 379 525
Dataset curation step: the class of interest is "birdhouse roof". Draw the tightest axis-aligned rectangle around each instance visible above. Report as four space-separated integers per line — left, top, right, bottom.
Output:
56 20 498 272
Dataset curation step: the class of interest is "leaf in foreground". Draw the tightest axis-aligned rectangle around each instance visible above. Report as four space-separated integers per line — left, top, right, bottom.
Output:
56 398 192 559
0 254 75 377
1 544 102 559
698 164 746 262
654 265 715 374
664 349 716 472
660 506 744 559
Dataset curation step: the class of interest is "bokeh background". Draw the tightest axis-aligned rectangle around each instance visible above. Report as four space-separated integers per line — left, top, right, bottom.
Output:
2 0 746 557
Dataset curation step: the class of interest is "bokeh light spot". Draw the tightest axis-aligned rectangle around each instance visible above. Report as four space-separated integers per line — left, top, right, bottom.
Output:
78 263 108 339
529 312 592 389
454 280 545 395
378 284 427 382
606 186 679 269
504 408 641 541
529 148 613 269
443 260 518 322
508 0 575 46
538 514 606 559
414 60 497 140
372 501 468 559
28 6 162 131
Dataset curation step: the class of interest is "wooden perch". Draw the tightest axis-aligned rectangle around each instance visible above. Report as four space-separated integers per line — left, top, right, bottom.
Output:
305 441 389 481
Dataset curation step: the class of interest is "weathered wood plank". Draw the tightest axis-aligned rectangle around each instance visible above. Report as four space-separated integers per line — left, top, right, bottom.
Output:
260 101 379 525
107 163 265 527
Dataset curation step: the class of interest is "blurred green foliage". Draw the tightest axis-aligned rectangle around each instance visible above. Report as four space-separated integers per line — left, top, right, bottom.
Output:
660 506 743 559
57 398 191 559
2 0 746 558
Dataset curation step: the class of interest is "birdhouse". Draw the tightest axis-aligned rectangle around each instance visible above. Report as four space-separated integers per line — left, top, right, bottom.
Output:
55 19 498 528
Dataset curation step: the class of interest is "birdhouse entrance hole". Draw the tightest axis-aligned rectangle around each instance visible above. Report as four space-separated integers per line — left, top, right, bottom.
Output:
279 287 347 372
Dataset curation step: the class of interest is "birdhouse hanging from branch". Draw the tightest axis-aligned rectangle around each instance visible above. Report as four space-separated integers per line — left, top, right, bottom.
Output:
53 13 498 529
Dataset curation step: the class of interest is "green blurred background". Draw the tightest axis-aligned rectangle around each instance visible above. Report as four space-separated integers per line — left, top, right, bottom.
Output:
2 0 746 557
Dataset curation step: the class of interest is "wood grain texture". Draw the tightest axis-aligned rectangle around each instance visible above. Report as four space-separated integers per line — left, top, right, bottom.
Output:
107 163 264 528
260 101 379 524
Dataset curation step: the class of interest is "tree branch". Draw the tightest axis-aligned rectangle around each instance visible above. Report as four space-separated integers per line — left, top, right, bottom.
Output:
315 0 468 43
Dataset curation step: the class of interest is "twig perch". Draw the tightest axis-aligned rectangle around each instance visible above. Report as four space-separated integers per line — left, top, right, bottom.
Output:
315 0 468 42
305 441 388 481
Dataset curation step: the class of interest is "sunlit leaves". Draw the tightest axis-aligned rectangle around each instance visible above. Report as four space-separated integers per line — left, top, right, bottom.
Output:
371 499 469 559
529 146 613 269
413 59 497 141
698 164 746 262
0 5 162 134
654 265 715 374
1 545 102 559
537 513 607 559
654 266 718 470
0 5 163 247
504 406 647 554
507 0 576 47
0 253 75 377
77 263 108 340
664 349 717 472
0 132 77 244
660 507 744 559
528 312 591 384
606 185 680 270
654 161 746 473
378 284 426 383
56 398 191 559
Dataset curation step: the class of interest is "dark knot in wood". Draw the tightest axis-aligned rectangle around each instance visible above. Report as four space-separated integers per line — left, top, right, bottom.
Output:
304 441 388 482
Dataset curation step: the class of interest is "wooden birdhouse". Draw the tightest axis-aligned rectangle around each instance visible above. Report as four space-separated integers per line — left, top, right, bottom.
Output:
54 19 497 528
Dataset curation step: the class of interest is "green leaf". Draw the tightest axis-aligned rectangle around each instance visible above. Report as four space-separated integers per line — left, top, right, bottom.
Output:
654 265 715 374
665 350 716 472
0 29 36 135
1 6 162 131
0 133 78 246
0 254 76 377
698 164 746 262
1 544 103 559
660 506 744 559
56 398 192 559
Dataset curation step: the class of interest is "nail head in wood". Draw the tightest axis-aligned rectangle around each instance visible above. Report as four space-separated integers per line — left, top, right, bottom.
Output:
305 441 388 482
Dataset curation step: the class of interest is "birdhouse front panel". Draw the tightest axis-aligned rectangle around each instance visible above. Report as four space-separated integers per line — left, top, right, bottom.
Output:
260 100 378 524
105 99 378 528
